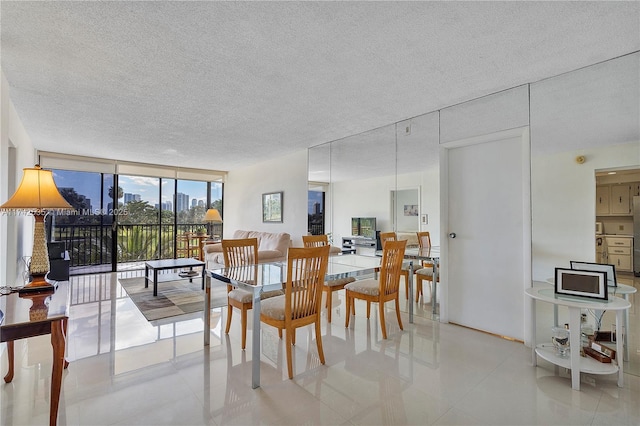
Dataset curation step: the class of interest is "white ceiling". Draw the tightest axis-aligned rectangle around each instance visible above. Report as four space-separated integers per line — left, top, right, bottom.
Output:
1 1 639 172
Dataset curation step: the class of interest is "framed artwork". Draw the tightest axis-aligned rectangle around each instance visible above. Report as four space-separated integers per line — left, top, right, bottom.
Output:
262 191 283 223
555 267 608 300
404 205 418 216
569 261 617 287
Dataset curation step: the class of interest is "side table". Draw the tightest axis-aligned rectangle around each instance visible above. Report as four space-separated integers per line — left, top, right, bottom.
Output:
1 282 70 426
526 285 630 391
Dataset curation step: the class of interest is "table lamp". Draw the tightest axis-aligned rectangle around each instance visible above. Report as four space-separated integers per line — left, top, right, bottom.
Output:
204 208 222 239
0 165 73 293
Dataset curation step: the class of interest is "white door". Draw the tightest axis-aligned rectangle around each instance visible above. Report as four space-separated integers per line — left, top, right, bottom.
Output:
440 128 531 341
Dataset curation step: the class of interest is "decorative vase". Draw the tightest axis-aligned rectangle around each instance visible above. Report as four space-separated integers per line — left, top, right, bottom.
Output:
551 326 570 357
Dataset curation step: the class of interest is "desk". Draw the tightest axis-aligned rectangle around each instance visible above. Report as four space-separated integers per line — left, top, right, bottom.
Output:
376 247 440 323
0 283 70 426
525 285 630 391
206 254 380 388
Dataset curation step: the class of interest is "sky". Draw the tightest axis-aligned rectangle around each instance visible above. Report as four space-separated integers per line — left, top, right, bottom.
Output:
53 170 222 210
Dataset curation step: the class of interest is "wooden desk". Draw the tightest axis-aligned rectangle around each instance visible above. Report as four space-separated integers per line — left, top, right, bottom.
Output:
1 283 70 426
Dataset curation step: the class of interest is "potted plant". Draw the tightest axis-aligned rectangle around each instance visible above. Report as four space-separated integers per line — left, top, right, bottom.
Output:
196 227 207 236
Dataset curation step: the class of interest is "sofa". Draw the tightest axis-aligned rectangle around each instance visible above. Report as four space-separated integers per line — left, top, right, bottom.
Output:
203 230 291 268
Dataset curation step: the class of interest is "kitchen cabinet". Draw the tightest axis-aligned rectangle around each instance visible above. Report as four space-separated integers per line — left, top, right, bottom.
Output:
596 183 636 216
596 185 610 215
610 184 632 215
605 236 633 272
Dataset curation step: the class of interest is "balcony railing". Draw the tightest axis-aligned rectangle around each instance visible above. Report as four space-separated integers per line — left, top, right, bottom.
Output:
51 223 223 270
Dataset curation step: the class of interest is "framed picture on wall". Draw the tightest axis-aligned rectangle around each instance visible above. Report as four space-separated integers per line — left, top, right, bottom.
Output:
262 191 283 223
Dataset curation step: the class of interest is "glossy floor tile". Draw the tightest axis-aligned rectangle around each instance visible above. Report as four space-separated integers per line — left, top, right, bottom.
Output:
1 271 639 425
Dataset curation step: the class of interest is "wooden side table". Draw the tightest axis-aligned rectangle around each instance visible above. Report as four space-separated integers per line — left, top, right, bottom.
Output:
1 282 70 426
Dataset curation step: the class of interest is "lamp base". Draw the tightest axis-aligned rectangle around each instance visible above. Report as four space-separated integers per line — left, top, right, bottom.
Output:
18 273 57 294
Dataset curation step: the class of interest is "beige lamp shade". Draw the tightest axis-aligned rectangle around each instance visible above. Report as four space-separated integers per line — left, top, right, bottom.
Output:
1 165 72 293
204 208 223 223
0 165 73 211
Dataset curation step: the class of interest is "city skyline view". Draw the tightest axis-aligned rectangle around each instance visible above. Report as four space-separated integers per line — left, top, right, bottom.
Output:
53 170 222 212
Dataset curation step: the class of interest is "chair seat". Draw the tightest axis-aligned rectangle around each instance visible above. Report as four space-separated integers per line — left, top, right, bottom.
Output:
228 288 283 303
260 294 286 321
344 278 379 296
326 277 356 288
415 267 438 277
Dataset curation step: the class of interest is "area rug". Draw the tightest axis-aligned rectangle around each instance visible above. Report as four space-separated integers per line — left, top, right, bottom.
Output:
119 276 228 322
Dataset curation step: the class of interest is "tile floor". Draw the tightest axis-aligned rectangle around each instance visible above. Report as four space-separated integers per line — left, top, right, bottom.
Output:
1 271 639 425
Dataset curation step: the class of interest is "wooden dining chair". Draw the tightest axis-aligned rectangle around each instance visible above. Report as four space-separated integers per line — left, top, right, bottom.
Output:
344 239 407 339
415 231 438 303
378 231 411 299
260 245 330 379
176 233 200 259
222 238 283 350
302 235 356 322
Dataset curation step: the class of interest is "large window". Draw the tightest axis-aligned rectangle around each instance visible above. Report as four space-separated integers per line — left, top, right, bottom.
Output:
48 168 223 273
50 170 114 274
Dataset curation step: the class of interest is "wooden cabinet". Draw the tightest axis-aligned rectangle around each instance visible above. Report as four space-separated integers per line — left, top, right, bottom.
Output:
605 236 633 272
596 185 610 215
596 183 636 216
610 184 632 215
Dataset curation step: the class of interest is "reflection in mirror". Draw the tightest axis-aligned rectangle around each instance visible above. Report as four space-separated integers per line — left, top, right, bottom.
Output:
396 112 441 245
331 125 396 254
531 52 640 376
308 142 331 237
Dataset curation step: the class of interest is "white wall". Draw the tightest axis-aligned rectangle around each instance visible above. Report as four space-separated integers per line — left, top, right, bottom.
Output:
1 71 36 287
224 150 309 247
532 141 640 281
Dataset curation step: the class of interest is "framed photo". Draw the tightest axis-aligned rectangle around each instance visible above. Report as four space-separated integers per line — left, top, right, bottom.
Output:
262 191 283 223
404 204 418 216
569 261 617 287
555 267 608 300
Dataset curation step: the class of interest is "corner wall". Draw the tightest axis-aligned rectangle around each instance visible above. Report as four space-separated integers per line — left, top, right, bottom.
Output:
224 150 309 246
531 141 640 280
1 70 36 286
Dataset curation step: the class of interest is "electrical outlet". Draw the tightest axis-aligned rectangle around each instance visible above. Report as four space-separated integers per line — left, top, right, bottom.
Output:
619 225 624 231
404 124 411 135
581 313 587 323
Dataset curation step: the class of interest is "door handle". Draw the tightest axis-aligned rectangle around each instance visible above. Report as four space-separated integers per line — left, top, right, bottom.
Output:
449 233 456 239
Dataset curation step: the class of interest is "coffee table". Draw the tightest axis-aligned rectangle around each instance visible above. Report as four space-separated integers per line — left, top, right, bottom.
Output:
145 258 205 296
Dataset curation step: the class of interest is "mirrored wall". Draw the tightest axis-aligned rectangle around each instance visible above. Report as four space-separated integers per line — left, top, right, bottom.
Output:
309 52 639 375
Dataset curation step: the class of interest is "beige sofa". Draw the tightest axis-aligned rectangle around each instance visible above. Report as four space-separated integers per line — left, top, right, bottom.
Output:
203 230 291 268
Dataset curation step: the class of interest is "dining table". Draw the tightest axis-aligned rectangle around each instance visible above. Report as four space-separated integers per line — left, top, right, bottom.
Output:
205 254 381 388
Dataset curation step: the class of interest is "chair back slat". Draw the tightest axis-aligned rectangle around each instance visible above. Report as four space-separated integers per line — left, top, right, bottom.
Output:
379 239 407 296
379 231 397 249
302 234 328 248
285 245 330 321
222 238 259 286
416 231 431 249
222 238 258 267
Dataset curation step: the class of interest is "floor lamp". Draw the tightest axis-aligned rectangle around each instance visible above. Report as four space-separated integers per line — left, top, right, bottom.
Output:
204 208 223 240
0 165 73 293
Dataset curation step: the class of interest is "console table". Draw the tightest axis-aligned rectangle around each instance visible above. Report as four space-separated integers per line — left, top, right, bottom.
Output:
525 285 630 391
1 283 70 426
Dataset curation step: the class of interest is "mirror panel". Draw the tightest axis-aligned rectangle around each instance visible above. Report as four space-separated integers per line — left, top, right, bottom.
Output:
531 52 640 375
331 125 396 250
440 84 530 144
395 112 441 244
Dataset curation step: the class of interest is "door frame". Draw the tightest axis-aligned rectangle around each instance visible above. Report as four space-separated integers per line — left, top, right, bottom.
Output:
439 126 533 345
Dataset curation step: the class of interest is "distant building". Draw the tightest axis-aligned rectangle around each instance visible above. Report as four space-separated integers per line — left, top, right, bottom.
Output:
124 193 141 204
176 193 189 212
198 199 205 207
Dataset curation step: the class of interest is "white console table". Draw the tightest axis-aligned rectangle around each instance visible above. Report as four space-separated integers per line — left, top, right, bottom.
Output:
525 286 630 391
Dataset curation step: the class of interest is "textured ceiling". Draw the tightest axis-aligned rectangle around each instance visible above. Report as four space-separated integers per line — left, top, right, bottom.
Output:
1 1 639 172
